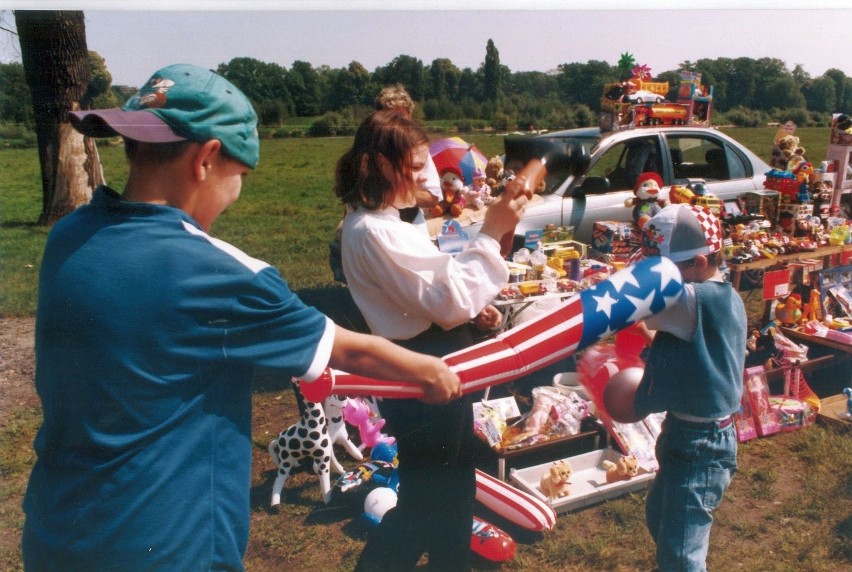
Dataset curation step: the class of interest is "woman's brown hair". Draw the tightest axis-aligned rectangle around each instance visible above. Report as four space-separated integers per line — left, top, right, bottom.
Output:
334 110 430 210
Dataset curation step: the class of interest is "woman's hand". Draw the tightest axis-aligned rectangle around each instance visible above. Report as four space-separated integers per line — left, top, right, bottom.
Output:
479 174 529 242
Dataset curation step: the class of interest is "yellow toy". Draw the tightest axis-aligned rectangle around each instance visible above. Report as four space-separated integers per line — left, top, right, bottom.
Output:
602 454 640 483
539 460 572 500
774 293 803 326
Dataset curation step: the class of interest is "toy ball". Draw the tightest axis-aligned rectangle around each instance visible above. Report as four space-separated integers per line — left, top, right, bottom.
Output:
602 367 644 423
363 487 398 525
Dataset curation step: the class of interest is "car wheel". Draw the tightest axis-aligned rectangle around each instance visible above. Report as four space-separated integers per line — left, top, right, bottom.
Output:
636 97 644 104
655 97 664 103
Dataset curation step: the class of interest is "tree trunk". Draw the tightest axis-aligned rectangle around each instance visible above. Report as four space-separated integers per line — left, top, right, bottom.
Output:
15 10 104 226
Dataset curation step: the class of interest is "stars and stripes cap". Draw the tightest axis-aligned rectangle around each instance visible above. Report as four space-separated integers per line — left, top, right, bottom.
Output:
70 64 259 168
638 204 723 263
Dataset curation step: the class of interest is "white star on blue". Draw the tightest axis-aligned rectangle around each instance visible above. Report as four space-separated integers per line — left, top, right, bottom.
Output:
578 257 683 349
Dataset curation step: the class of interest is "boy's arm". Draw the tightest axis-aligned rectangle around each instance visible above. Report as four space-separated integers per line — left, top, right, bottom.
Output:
643 284 697 341
327 325 461 404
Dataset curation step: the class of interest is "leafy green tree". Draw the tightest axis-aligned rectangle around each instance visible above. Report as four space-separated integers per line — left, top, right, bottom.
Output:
824 68 847 113
86 51 116 109
762 76 807 110
285 60 323 117
0 62 33 124
806 77 837 113
326 61 373 111
428 58 460 102
218 57 294 119
556 60 616 109
374 55 428 102
483 39 501 102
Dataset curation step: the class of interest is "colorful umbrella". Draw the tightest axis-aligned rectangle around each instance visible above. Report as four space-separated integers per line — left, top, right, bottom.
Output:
429 137 488 185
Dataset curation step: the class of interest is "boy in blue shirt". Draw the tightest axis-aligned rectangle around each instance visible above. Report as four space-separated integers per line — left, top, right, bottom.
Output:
22 64 459 572
633 204 747 571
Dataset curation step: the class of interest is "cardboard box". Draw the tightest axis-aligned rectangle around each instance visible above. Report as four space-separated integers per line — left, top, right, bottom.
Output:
592 221 639 255
509 447 656 514
817 393 852 429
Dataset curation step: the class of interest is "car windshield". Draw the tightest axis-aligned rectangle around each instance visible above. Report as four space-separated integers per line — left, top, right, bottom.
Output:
536 134 601 157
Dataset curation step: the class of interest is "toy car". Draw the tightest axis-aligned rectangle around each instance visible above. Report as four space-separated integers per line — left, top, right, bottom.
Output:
623 90 666 104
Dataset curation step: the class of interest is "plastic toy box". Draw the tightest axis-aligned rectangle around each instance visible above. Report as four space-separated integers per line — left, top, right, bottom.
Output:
509 447 656 514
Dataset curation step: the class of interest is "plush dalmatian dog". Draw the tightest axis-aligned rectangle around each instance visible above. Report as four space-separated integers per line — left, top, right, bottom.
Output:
269 386 348 506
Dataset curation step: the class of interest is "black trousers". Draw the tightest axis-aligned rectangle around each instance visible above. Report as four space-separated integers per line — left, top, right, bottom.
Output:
355 325 477 572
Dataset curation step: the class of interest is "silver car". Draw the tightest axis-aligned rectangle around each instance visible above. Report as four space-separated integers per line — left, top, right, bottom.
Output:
493 126 772 250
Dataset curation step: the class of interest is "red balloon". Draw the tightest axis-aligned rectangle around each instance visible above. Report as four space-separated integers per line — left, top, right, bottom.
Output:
602 367 644 423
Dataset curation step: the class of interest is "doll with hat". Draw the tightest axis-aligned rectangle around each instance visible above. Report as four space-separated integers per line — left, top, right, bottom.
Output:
625 172 667 230
465 167 493 210
430 166 467 217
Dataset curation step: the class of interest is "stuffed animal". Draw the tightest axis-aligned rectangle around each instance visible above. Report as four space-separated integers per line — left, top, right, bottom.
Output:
485 156 504 190
539 460 572 500
625 172 666 229
431 166 467 217
602 454 639 483
465 167 493 210
774 293 803 325
773 135 806 171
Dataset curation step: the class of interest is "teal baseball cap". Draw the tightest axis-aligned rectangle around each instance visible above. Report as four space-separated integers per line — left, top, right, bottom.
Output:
71 64 259 168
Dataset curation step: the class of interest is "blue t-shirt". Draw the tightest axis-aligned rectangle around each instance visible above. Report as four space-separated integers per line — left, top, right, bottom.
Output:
23 187 333 571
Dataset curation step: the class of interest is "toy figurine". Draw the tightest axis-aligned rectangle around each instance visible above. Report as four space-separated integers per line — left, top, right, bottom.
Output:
602 454 640 483
342 397 396 451
539 460 572 500
625 172 666 230
774 293 803 326
842 387 852 420
465 167 493 210
431 166 467 217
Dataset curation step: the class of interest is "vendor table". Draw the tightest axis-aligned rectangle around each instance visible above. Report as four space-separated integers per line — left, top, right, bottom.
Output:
486 418 607 481
780 327 852 356
727 245 851 291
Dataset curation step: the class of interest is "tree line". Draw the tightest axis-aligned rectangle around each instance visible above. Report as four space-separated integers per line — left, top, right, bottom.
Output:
2 37 851 138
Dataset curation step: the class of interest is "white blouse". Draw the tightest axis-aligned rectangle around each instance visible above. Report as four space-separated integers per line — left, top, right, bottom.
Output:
341 205 508 340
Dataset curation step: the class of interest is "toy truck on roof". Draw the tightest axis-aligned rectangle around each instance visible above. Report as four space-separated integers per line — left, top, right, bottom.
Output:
633 103 690 126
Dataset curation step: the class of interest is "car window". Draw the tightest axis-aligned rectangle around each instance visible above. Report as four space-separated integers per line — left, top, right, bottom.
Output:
667 135 748 182
586 135 663 192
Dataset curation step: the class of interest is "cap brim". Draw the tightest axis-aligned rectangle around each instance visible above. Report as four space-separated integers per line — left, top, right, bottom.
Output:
70 109 187 143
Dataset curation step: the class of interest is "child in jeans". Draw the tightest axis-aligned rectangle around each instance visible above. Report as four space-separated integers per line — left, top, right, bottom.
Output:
632 204 747 571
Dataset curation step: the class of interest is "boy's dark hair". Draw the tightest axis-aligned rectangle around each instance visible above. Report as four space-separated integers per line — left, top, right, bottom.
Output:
124 139 195 164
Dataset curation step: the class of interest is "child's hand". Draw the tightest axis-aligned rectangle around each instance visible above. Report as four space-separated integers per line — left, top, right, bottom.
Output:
474 304 503 330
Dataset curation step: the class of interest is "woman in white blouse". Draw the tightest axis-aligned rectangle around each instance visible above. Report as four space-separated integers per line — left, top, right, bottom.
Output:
335 110 528 572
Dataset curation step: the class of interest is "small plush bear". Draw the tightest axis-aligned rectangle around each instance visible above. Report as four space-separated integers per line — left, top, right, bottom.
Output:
465 167 493 210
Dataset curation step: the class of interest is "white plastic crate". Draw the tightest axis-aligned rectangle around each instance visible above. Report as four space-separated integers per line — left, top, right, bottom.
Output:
509 447 656 514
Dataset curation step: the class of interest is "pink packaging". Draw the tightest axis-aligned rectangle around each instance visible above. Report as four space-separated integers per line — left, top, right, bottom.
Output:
744 366 781 437
733 386 758 442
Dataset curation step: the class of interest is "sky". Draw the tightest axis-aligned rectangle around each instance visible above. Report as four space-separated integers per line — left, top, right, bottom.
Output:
3 2 852 88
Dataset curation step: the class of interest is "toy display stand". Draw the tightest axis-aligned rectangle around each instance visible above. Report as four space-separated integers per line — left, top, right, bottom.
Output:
479 416 608 482
509 447 656 514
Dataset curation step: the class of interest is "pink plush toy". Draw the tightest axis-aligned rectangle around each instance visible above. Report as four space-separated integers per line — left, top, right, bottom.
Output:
342 398 396 451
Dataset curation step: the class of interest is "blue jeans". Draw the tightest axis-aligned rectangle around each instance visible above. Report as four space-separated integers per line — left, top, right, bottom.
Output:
645 414 738 572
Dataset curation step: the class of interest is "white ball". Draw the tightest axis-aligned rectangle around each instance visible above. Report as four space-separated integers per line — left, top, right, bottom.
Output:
363 487 398 523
